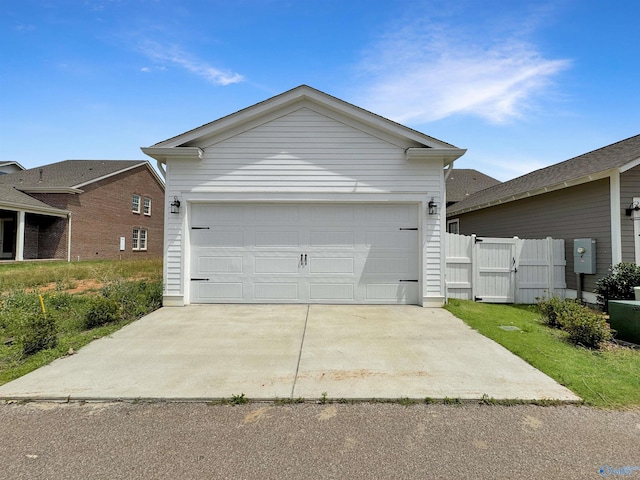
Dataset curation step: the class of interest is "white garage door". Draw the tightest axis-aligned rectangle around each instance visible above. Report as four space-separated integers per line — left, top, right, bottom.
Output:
189 203 419 304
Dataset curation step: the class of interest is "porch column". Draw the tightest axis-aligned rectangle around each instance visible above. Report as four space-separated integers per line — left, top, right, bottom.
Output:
16 210 25 261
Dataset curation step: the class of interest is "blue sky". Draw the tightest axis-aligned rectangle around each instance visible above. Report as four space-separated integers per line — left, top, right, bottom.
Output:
1 0 639 181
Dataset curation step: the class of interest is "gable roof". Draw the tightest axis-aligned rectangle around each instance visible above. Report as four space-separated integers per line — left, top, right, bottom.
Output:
0 161 26 174
142 85 466 164
0 160 164 193
446 169 501 204
448 134 640 215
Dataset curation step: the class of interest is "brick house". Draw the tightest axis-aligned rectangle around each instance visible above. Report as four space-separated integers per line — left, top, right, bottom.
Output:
0 160 164 261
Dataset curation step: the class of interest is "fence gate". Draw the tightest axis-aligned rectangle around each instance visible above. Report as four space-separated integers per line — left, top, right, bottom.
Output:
445 233 566 304
473 237 518 303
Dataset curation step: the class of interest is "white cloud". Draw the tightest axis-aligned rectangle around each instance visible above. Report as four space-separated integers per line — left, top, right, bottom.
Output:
356 24 570 124
138 40 244 86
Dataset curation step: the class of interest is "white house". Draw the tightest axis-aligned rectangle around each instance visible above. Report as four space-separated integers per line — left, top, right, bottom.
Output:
142 86 466 307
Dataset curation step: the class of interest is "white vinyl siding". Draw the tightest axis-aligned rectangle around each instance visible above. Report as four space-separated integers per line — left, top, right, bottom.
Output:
162 106 446 304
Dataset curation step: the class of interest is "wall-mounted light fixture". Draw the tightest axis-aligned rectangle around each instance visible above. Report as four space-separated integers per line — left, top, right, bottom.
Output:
428 197 437 215
170 196 181 214
625 201 640 216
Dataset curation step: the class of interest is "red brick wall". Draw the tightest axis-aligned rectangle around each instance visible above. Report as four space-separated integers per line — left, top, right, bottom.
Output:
31 165 164 261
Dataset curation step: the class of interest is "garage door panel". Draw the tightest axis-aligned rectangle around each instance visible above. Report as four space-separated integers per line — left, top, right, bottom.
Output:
198 256 243 274
309 283 354 300
255 205 299 223
192 230 244 247
366 283 418 301
366 231 413 249
309 257 354 274
363 257 411 275
254 256 300 274
364 205 413 223
309 230 354 248
192 205 245 224
254 282 298 300
255 230 300 248
197 282 243 300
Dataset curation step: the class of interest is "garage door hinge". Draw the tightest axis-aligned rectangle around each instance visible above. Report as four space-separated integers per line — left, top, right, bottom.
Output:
475 237 484 243
399 279 419 282
191 278 209 281
475 296 483 301
399 228 418 231
191 226 210 230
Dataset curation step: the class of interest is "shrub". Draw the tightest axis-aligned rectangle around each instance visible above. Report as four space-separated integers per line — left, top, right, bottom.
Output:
557 302 611 349
595 262 640 311
20 312 58 356
85 296 121 329
536 296 569 329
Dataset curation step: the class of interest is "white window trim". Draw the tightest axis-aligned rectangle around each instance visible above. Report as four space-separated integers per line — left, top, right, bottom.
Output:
143 197 151 216
133 228 148 251
140 228 147 251
447 219 460 234
132 194 141 214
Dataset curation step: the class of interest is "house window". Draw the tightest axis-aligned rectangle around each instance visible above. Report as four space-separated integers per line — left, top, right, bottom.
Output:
447 219 460 234
132 228 147 251
143 197 151 216
132 194 141 213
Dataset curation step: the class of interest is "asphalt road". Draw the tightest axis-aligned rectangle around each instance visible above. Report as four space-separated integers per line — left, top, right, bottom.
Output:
1 402 638 480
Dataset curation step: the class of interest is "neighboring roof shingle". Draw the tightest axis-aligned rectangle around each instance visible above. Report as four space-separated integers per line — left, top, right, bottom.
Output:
446 169 501 204
0 185 67 215
448 134 640 215
0 160 148 189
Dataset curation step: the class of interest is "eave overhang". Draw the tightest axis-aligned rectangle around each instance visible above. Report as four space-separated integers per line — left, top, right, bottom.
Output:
406 148 467 167
140 147 204 164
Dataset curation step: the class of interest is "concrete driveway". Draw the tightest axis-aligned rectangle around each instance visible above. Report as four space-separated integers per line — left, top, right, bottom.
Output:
0 305 580 402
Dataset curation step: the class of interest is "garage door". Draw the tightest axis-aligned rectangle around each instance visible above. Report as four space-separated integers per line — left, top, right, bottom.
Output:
189 203 419 304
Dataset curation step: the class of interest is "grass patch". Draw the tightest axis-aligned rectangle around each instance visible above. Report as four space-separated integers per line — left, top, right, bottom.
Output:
445 300 640 408
0 259 163 386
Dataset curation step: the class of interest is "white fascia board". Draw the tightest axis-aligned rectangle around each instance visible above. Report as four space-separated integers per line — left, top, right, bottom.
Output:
0 201 69 217
619 156 640 173
19 187 83 194
141 147 203 164
406 148 467 163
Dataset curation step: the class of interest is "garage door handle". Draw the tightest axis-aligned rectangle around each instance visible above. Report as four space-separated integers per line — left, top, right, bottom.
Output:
304 254 307 266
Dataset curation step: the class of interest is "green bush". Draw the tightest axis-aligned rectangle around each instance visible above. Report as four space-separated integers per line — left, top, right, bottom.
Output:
536 296 569 328
595 262 640 311
20 312 58 356
561 307 612 349
537 296 612 349
85 296 121 328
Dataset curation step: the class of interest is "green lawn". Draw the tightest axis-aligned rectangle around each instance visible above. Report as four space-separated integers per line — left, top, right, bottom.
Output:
445 299 640 408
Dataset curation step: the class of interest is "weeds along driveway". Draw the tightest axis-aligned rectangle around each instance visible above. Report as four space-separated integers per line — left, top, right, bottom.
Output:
0 305 580 402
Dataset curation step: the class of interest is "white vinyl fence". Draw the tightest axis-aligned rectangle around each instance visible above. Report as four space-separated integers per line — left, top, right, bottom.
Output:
445 233 566 304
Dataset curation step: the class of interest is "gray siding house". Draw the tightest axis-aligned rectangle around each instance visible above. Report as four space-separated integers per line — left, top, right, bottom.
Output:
447 134 640 303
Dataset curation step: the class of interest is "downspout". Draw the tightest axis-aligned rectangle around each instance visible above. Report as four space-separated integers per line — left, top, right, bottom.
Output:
67 212 72 262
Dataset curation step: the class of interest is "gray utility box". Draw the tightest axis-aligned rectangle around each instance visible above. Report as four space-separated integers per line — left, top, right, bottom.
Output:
574 238 596 274
608 301 640 344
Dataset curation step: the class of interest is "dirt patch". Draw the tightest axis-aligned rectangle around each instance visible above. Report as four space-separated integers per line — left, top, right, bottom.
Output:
27 279 105 296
